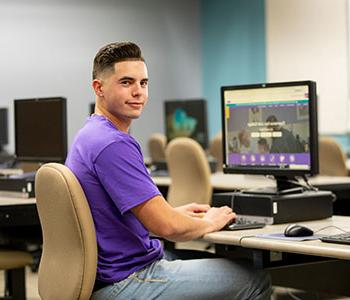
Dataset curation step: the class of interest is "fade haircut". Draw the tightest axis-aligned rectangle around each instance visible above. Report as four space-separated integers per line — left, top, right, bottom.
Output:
92 42 144 80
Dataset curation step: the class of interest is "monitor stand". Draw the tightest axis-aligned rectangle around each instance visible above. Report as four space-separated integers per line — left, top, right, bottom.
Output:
242 175 304 196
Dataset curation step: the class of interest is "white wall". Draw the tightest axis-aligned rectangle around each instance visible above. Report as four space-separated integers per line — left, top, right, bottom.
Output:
0 0 202 156
266 0 349 134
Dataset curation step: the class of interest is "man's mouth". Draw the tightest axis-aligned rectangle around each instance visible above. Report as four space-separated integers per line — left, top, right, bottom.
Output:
126 101 143 109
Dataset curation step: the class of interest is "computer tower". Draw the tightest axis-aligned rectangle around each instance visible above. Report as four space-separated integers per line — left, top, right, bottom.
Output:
212 190 334 224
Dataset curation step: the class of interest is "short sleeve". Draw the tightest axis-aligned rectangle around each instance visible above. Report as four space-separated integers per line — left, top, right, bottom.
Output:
94 140 161 214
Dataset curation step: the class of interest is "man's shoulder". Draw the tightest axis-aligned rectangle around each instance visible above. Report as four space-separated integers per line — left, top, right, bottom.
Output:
75 116 139 157
80 116 128 143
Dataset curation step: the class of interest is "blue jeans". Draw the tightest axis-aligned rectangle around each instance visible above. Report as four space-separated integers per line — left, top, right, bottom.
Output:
91 250 271 300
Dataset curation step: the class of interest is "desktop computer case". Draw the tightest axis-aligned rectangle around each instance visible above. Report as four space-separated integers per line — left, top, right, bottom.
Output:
0 178 35 198
212 191 334 224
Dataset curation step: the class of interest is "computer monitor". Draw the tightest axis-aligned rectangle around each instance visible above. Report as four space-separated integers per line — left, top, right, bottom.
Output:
89 102 95 115
221 80 318 193
164 99 209 149
14 97 67 163
0 108 8 151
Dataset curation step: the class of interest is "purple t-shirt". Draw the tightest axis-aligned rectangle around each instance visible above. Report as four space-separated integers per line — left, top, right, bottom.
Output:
65 115 163 283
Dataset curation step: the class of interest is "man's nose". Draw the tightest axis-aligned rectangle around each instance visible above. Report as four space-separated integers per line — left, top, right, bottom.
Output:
132 83 143 97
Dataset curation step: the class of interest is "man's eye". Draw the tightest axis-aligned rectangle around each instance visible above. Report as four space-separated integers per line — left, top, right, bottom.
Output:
141 81 148 87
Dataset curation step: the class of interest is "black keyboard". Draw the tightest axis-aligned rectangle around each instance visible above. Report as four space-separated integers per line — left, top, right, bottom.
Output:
320 232 350 245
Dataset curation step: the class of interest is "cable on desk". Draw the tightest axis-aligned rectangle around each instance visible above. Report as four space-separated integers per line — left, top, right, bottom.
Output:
314 225 348 235
238 235 258 244
263 175 317 193
301 174 319 192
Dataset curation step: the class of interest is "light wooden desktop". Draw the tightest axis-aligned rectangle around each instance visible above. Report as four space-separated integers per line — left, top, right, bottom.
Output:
203 215 350 296
0 197 35 206
204 215 350 260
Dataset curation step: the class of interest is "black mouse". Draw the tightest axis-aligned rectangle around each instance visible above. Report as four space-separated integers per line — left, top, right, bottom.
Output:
284 224 314 237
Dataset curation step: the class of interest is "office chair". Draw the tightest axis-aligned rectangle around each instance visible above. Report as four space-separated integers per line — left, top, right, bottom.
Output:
148 133 167 163
35 163 97 300
0 250 33 300
166 137 213 207
208 131 223 172
319 137 348 176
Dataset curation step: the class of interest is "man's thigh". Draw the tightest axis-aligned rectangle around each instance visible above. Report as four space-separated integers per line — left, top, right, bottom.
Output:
92 258 271 300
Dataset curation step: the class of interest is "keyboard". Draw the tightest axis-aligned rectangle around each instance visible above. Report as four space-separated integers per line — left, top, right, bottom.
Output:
223 222 266 231
320 232 350 245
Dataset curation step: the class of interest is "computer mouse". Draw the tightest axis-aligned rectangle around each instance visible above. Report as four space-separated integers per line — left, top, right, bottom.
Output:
284 224 314 237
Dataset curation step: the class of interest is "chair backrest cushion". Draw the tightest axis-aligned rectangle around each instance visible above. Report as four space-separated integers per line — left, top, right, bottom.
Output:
209 132 223 172
148 133 167 162
35 163 97 300
319 137 348 176
166 137 212 207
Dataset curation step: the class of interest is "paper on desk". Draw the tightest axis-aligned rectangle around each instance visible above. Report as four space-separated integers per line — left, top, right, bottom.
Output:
256 233 323 241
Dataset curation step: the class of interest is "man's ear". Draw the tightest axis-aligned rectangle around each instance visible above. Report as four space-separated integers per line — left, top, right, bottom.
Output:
92 79 104 97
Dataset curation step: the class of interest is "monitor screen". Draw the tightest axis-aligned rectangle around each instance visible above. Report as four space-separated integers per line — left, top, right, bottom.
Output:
221 81 318 178
164 99 209 149
14 97 67 162
0 108 8 148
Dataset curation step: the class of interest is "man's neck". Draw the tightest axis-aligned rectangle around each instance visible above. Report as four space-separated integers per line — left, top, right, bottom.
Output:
94 105 131 133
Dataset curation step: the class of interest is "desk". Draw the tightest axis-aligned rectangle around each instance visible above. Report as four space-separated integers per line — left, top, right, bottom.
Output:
152 173 350 214
203 215 350 296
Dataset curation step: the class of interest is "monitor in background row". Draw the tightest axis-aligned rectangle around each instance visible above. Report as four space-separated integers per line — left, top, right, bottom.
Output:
0 108 8 152
14 97 67 163
221 80 318 193
164 99 209 149
90 102 95 115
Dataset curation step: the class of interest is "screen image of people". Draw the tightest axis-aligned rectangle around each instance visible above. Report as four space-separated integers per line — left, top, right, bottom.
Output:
224 85 311 170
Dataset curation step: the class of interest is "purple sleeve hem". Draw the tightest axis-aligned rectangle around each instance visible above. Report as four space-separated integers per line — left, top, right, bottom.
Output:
119 191 162 215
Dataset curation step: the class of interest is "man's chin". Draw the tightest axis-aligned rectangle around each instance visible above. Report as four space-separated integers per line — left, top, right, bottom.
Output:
128 114 142 120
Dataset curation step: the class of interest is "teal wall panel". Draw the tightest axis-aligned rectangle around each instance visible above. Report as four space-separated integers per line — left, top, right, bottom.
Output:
201 0 266 139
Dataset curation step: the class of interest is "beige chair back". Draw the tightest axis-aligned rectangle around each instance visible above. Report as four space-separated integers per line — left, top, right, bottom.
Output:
209 132 223 172
148 133 167 163
319 137 348 176
166 137 212 207
35 163 97 300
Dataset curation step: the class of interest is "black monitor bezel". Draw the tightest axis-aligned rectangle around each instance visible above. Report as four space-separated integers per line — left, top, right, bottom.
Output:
89 102 95 115
0 108 9 147
14 97 67 163
164 98 209 149
221 80 319 177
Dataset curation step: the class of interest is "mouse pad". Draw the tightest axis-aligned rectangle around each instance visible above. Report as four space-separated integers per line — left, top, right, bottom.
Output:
255 233 324 241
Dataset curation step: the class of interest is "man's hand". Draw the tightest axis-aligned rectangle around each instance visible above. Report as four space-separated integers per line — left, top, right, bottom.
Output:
203 206 236 232
175 202 210 218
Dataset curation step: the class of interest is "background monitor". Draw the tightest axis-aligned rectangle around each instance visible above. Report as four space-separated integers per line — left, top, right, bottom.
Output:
164 99 209 149
221 80 318 184
89 102 95 115
0 108 8 150
14 97 67 163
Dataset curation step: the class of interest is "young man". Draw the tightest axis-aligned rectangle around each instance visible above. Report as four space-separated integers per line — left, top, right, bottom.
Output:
66 42 271 299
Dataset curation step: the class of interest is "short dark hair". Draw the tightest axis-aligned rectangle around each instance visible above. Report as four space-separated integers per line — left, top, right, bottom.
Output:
92 42 144 79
